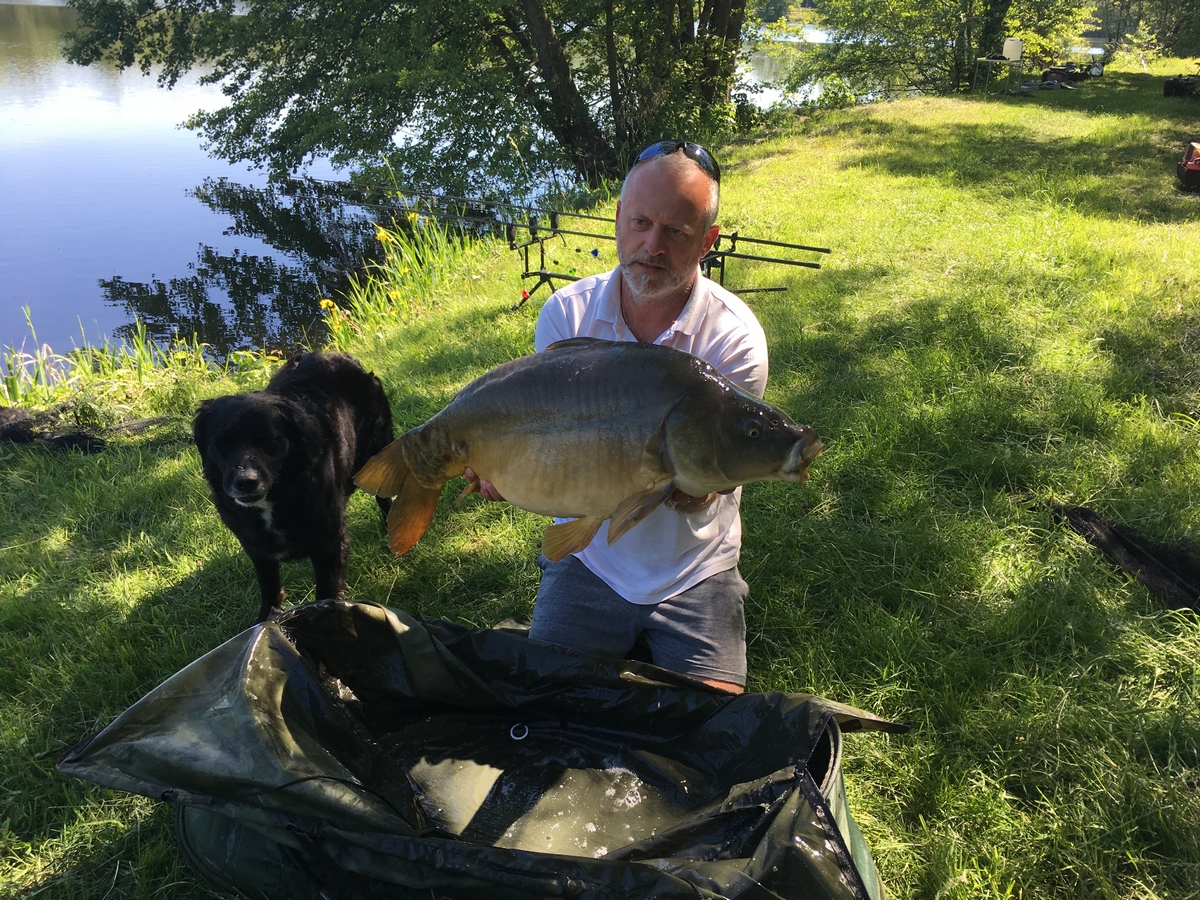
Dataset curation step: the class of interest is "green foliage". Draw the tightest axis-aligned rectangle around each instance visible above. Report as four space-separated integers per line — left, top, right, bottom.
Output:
754 0 791 24
786 0 1093 95
1006 0 1097 66
1 313 284 414
1125 20 1163 59
1095 0 1200 56
3 308 61 405
64 0 754 193
318 214 481 345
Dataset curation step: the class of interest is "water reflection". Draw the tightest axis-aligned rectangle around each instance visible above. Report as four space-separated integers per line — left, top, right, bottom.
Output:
1 0 73 81
1 0 358 358
101 246 328 351
99 178 383 353
192 178 374 282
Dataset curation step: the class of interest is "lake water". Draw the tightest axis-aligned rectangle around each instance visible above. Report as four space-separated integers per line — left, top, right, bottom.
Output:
0 2 799 360
0 0 348 359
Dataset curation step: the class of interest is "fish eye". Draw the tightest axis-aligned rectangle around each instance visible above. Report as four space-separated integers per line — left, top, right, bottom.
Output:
743 420 762 438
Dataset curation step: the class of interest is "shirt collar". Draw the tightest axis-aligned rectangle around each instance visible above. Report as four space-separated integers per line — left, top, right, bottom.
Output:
670 269 708 337
597 269 623 325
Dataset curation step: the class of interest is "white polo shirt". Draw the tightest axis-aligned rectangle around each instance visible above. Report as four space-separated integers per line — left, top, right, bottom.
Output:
534 268 769 605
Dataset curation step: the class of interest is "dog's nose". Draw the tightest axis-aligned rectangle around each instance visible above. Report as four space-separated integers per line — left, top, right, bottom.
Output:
232 473 259 493
226 467 263 498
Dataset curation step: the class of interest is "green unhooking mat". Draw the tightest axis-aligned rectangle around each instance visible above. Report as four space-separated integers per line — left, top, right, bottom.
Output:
57 599 908 900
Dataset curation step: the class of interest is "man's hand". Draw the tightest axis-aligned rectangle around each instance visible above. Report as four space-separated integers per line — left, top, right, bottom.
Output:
662 487 735 514
463 467 505 502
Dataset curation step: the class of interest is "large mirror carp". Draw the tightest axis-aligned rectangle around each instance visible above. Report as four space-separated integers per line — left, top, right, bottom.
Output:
355 338 823 561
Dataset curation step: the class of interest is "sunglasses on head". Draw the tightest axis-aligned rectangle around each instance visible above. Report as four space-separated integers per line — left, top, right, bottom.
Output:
633 140 721 183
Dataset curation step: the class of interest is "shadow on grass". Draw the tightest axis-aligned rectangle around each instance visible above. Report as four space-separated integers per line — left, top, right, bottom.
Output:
729 70 1200 225
1098 312 1200 416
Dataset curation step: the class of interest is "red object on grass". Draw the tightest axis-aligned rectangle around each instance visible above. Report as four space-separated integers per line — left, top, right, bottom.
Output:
1179 142 1200 190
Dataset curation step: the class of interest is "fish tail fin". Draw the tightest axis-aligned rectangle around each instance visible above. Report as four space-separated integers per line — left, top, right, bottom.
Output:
541 516 605 562
385 472 443 556
356 439 442 556
354 439 410 497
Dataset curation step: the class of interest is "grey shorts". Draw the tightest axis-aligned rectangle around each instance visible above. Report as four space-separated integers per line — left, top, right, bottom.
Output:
529 555 749 686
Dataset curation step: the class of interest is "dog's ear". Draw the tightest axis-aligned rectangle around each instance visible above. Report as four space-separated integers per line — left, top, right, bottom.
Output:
278 403 321 460
192 399 216 454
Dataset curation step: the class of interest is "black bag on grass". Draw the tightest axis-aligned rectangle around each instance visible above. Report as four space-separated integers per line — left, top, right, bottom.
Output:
58 600 906 899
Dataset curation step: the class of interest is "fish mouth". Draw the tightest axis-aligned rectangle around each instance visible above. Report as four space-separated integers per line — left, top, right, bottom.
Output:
780 432 825 481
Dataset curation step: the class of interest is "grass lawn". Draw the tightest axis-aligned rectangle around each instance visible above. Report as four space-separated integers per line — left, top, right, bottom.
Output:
3 57 1200 898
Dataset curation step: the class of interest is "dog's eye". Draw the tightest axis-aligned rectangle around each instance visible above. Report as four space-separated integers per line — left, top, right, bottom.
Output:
260 436 286 456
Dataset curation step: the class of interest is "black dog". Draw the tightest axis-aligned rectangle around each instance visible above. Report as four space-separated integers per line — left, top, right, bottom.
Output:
193 352 393 623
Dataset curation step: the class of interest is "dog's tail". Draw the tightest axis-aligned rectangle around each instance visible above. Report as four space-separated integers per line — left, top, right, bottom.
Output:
354 441 442 556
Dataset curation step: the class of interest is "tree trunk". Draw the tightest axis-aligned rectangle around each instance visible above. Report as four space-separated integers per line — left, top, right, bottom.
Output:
488 17 558 127
976 0 1014 61
515 0 621 185
678 0 695 46
605 0 624 145
698 0 744 105
659 0 680 52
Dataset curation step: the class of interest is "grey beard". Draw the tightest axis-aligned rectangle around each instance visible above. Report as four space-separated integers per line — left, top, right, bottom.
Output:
618 255 692 303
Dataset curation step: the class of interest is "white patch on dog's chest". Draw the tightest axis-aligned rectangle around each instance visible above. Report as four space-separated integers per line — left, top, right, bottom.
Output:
253 500 277 532
239 498 287 554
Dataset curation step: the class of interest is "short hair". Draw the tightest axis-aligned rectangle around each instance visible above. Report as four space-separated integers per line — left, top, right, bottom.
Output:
621 153 720 229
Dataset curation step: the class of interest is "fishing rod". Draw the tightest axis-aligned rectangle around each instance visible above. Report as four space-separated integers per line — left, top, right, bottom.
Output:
505 218 830 310
288 176 831 308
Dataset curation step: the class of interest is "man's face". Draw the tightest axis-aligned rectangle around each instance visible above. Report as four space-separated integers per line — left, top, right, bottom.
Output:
615 159 720 304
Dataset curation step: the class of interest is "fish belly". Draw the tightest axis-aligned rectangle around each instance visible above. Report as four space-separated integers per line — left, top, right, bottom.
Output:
466 425 655 518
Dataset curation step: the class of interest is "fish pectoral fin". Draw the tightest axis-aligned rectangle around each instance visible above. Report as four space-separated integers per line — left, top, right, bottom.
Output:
355 440 409 497
638 428 671 482
541 516 606 563
607 481 676 546
385 473 443 556
456 479 480 505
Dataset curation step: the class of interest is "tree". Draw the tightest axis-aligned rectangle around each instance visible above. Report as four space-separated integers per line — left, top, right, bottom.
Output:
1094 0 1200 55
783 0 1093 97
754 0 791 24
64 0 752 193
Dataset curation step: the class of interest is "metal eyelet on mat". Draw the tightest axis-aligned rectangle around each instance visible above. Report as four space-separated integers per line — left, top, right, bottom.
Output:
510 723 529 741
